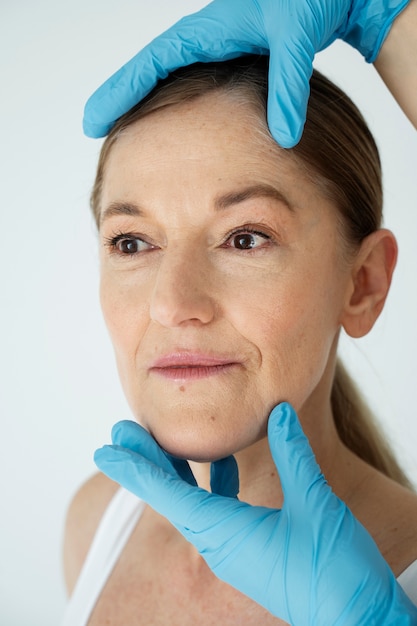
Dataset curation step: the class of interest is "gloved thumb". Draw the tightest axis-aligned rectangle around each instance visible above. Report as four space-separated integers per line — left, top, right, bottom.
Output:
267 402 326 504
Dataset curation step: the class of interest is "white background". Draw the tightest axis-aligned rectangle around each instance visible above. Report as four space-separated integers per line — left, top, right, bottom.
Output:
1 1 416 624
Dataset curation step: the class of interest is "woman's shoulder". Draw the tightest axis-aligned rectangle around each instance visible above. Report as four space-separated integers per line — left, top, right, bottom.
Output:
63 472 120 596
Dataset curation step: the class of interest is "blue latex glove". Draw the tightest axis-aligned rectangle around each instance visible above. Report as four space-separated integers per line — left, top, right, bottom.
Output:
83 0 410 146
94 403 417 625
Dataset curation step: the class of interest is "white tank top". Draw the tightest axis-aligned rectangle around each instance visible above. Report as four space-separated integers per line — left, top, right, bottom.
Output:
60 488 417 625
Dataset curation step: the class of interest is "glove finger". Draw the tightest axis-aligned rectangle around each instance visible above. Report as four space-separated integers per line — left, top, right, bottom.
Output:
267 402 327 505
94 444 243 532
166 455 198 488
110 420 179 479
111 419 198 486
111 419 151 449
210 456 239 498
266 39 313 148
83 0 269 138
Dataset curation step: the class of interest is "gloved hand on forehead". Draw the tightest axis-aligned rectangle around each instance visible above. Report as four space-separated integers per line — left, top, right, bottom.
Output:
95 403 417 624
83 0 410 147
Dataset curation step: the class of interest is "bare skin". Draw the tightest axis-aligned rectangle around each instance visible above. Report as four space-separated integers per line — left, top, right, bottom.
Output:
374 0 417 128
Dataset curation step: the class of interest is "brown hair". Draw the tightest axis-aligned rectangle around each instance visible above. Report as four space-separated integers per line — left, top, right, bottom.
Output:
91 56 411 488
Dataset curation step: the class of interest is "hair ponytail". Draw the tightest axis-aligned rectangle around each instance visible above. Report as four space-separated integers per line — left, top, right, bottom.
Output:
332 360 412 488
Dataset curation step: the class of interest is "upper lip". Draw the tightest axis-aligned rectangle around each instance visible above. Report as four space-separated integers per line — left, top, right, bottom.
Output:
149 351 240 369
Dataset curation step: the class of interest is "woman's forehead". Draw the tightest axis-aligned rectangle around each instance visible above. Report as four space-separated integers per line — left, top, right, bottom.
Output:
110 91 275 154
103 93 295 188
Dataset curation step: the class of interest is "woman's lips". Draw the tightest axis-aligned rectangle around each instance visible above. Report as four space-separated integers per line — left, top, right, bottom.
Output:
149 352 240 381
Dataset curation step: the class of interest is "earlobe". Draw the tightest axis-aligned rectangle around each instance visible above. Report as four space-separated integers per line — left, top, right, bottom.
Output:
340 229 398 339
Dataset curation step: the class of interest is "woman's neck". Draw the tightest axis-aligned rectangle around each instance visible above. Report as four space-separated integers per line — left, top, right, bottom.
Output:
188 400 364 510
189 436 283 508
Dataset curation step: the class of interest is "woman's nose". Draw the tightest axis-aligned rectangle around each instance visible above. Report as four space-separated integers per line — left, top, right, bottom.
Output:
149 250 216 328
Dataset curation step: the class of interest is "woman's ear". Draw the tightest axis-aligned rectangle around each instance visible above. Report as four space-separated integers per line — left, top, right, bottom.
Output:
340 229 398 338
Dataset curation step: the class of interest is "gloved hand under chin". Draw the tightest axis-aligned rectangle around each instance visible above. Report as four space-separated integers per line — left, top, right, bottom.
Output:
83 0 410 146
94 402 417 625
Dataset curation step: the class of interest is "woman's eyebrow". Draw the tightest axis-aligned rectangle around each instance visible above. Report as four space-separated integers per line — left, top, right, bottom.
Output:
100 184 293 225
214 184 294 212
100 201 143 225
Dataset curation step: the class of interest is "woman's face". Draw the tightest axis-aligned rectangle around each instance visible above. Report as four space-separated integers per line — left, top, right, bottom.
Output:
99 93 354 461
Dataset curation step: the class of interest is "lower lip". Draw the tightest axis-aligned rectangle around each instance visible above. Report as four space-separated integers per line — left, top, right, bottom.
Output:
150 363 238 381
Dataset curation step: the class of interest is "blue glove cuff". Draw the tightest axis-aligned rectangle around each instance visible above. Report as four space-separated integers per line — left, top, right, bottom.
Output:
343 0 410 62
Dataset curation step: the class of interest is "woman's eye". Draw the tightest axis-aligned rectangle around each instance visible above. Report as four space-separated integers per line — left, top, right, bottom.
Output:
228 231 269 250
117 238 147 254
105 234 153 255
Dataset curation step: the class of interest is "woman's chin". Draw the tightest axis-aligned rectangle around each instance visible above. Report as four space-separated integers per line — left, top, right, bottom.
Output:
153 435 235 463
134 401 270 461
148 423 266 463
